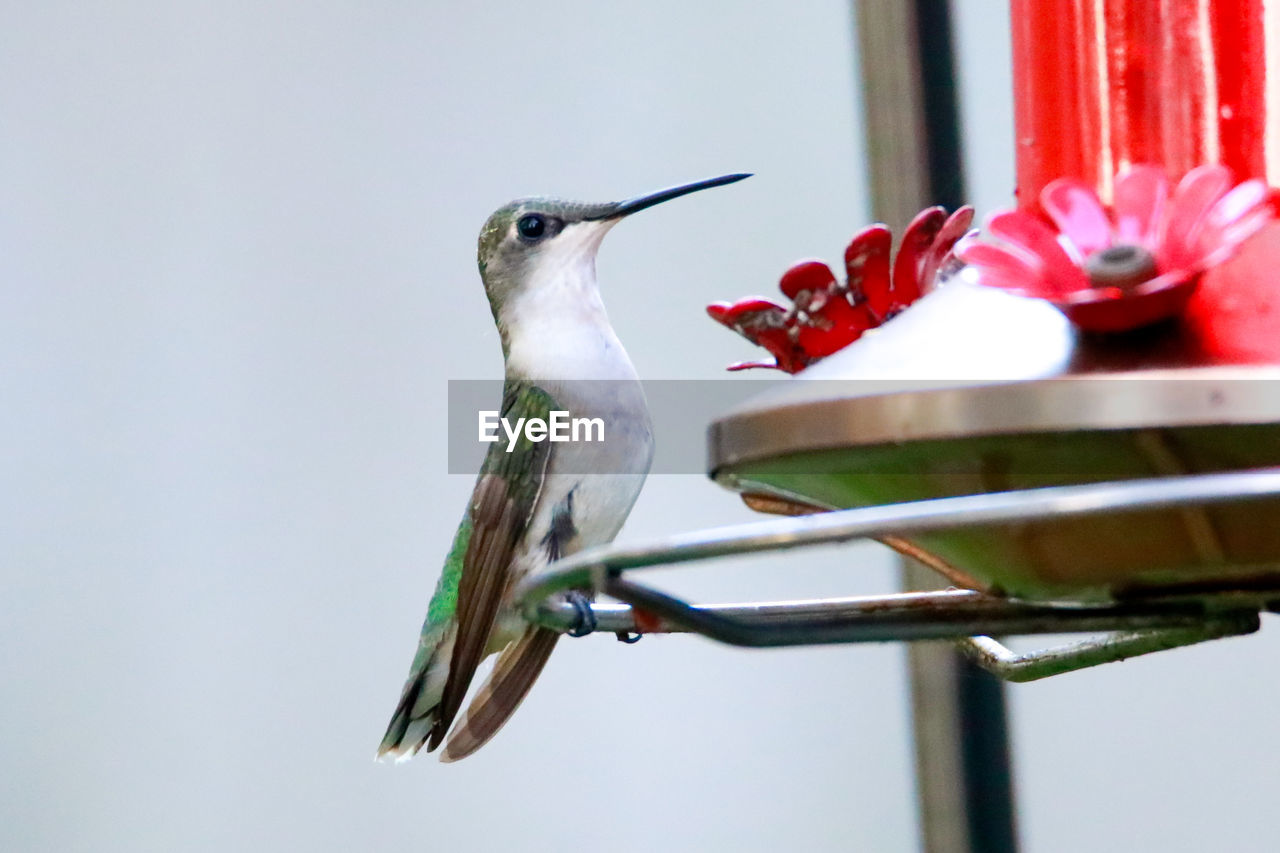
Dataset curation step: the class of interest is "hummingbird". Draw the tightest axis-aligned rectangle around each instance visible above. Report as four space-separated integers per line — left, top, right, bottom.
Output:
378 173 750 762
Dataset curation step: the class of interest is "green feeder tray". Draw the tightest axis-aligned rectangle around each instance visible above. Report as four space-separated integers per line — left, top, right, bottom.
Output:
708 284 1280 604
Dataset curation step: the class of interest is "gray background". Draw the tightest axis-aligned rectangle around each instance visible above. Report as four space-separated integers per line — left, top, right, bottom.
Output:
3 2 1277 851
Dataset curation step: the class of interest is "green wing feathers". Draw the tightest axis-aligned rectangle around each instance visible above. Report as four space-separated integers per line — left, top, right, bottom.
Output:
375 513 470 758
377 381 557 760
425 514 471 629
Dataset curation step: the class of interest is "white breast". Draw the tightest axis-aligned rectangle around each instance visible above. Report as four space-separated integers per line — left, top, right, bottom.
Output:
503 248 641 381
501 248 655 556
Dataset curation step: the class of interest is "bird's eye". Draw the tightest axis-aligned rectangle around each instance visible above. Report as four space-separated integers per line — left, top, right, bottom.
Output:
517 214 547 240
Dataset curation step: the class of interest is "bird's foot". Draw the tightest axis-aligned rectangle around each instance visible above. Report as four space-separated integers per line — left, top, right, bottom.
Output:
565 591 597 638
614 631 642 644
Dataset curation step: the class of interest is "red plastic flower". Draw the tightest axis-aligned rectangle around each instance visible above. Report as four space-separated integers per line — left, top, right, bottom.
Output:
708 205 974 372
957 164 1273 332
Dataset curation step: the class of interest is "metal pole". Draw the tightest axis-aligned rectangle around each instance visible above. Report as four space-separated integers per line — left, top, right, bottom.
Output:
853 2 1019 850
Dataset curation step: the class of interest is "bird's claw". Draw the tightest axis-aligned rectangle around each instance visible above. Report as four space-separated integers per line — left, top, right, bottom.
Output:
565 591 597 638
614 631 642 644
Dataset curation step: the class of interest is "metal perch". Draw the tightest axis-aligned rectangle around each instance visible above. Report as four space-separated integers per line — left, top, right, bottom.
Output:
516 468 1280 671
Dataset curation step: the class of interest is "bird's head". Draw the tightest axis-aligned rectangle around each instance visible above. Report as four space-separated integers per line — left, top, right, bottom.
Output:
475 174 750 337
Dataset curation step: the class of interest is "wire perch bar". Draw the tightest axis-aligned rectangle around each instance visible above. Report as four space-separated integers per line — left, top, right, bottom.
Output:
516 468 1280 677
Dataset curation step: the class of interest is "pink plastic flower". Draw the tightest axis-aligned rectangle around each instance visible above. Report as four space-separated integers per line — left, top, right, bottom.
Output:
708 205 974 372
957 164 1273 332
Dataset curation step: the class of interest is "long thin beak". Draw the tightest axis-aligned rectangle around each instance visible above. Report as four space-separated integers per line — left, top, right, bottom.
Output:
584 173 751 220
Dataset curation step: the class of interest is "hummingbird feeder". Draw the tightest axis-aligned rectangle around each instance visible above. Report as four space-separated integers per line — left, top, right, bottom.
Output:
518 0 1280 685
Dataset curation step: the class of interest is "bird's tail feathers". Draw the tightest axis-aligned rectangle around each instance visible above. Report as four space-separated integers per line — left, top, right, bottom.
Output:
376 624 454 761
440 626 558 762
